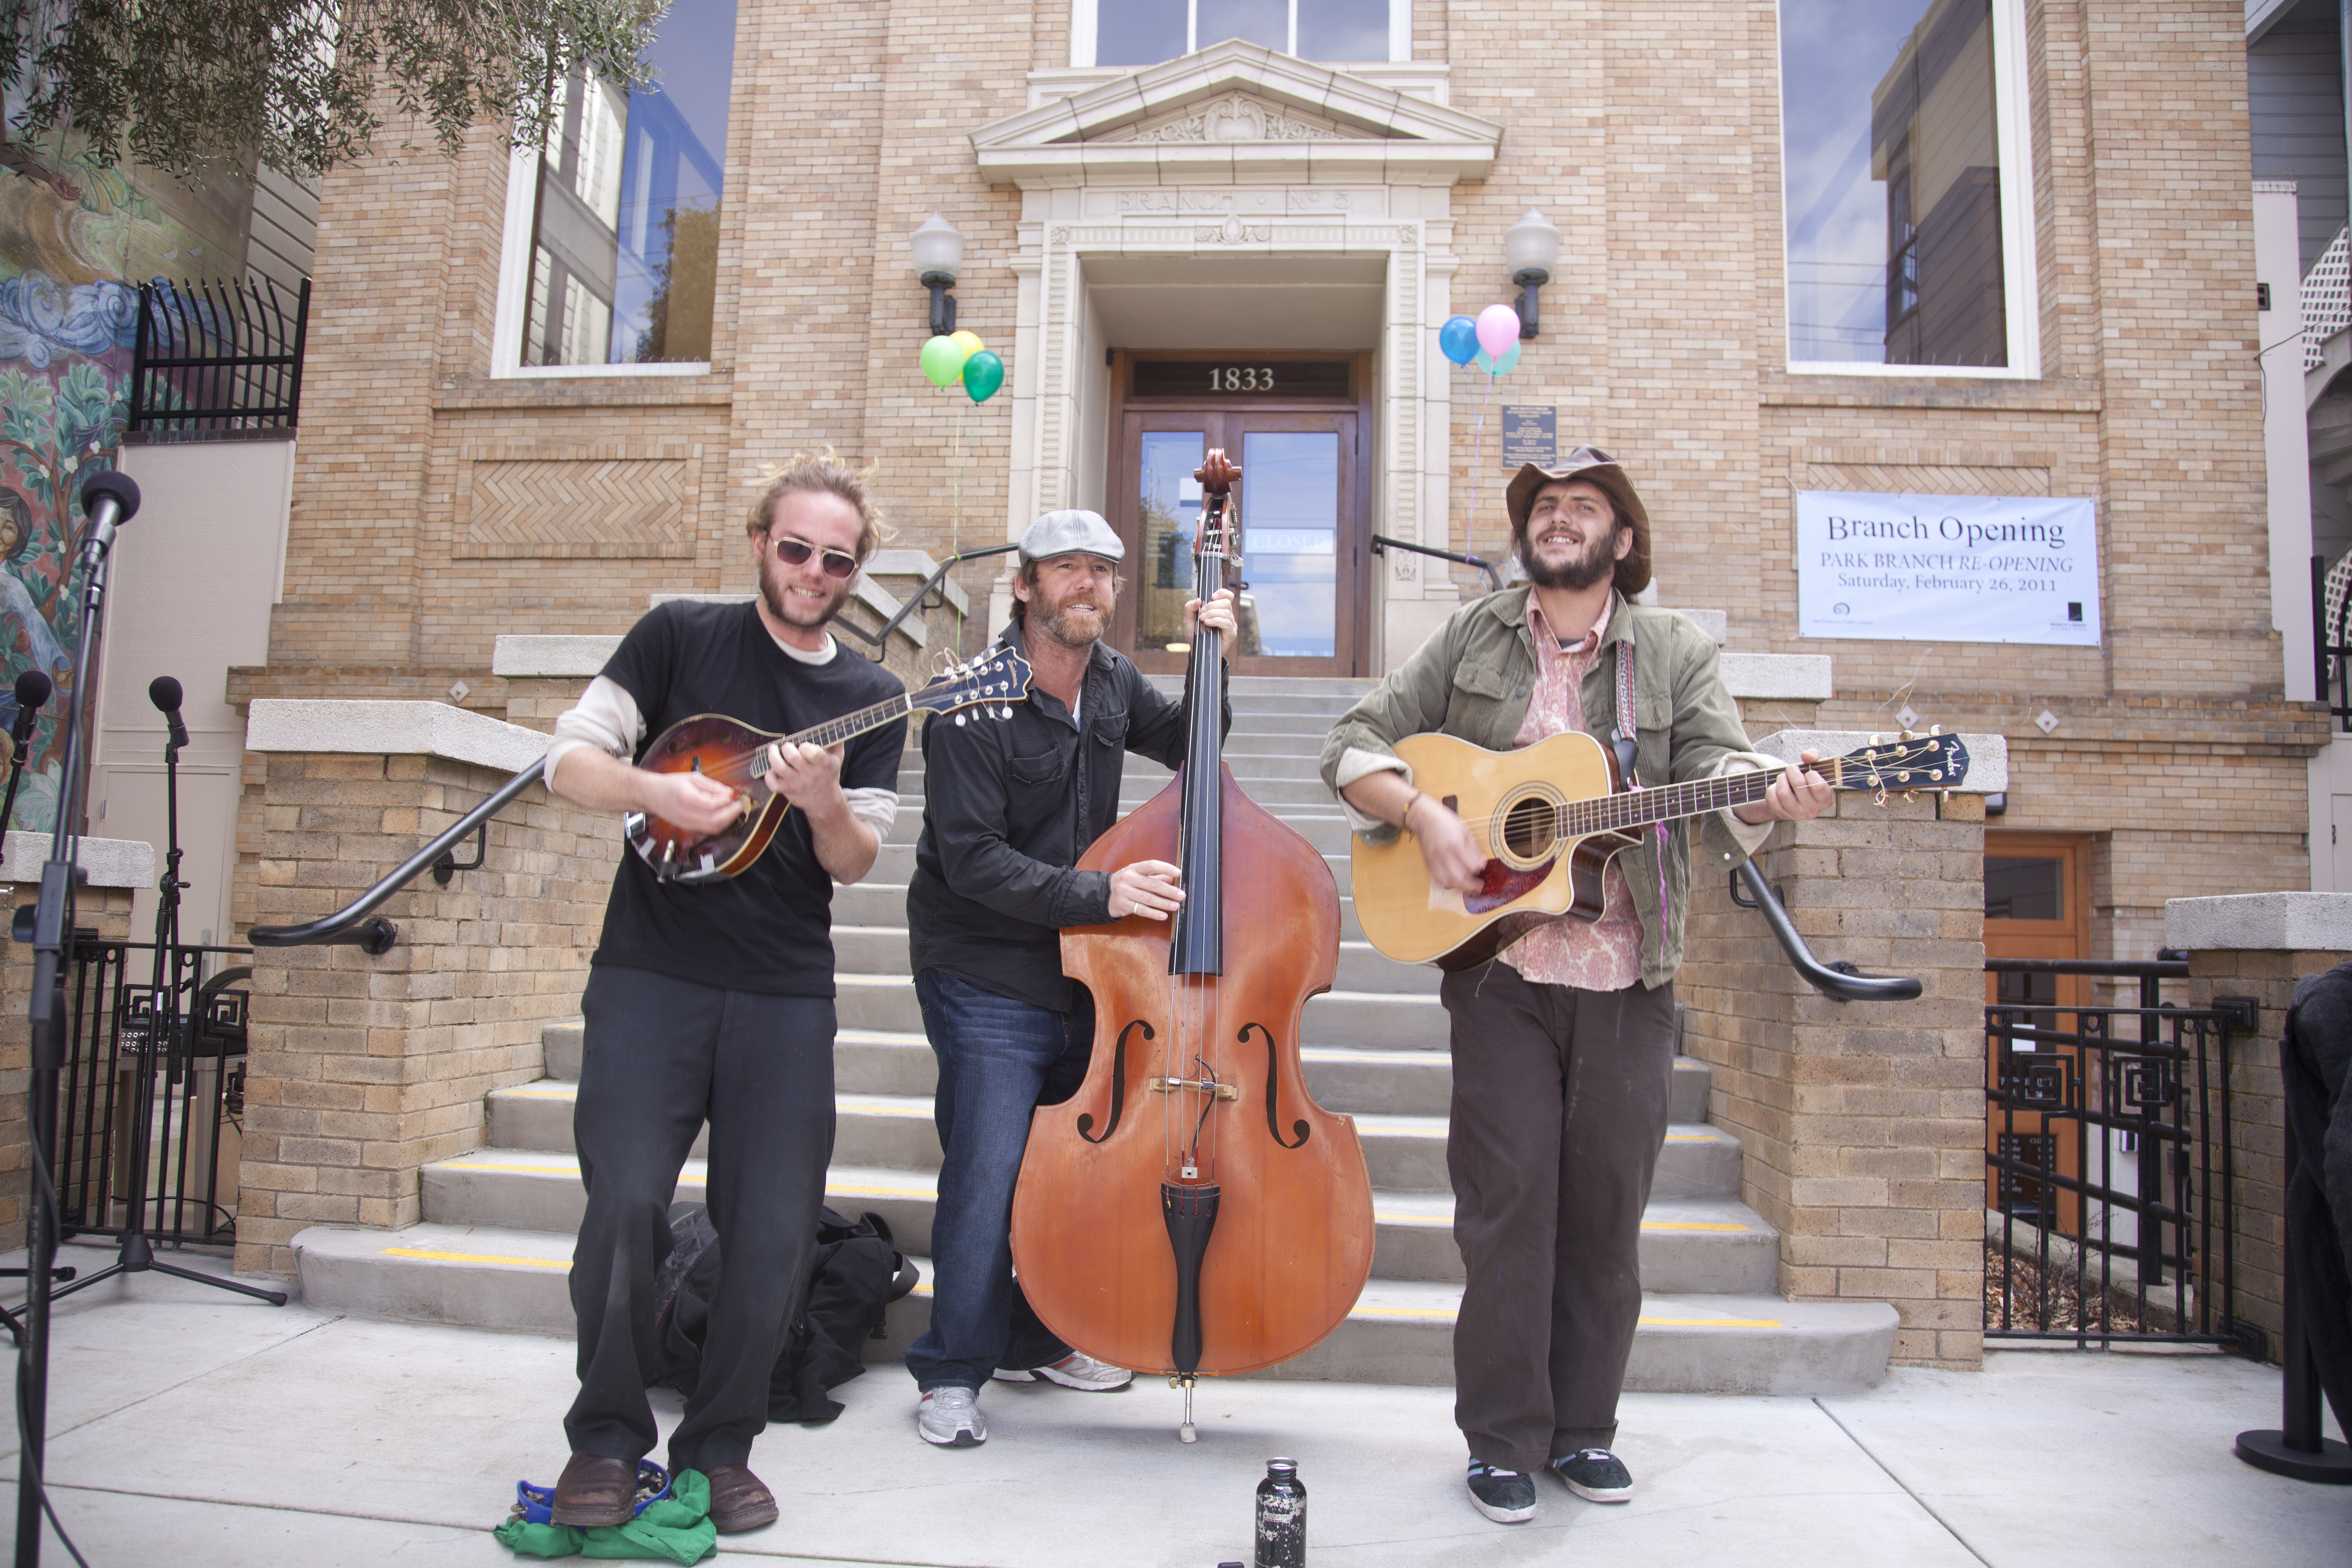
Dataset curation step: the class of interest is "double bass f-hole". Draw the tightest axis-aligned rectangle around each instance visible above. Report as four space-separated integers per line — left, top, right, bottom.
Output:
1077 1019 1153 1143
1238 1022 1310 1149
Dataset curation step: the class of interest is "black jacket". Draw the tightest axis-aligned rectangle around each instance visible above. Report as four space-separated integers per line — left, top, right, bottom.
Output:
907 623 1229 1012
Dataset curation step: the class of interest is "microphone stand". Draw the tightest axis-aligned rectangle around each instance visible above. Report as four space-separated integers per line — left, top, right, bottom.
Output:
0 694 71 1306
45 682 287 1309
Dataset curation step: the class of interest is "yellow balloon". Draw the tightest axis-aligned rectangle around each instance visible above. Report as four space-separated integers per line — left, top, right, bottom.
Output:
949 330 985 362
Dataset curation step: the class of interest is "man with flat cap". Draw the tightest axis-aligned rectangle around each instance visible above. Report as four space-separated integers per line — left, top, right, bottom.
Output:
903 508 1237 1446
1319 448 1833 1523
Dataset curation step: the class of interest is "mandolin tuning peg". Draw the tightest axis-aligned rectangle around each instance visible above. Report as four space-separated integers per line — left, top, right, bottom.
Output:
955 713 967 727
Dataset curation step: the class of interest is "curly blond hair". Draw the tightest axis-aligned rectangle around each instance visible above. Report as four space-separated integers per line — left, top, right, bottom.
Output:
746 450 891 560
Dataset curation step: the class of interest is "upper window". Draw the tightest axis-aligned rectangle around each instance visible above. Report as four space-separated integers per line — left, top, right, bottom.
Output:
518 0 736 369
1078 0 1403 67
1778 0 2037 376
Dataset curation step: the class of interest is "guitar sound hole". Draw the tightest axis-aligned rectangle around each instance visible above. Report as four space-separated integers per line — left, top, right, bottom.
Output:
1502 795 1552 859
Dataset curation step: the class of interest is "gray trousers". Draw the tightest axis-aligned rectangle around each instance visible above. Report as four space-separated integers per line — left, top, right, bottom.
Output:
1439 961 1676 1474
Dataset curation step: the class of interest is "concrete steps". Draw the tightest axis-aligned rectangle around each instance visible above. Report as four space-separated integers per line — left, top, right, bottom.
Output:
290 676 1898 1395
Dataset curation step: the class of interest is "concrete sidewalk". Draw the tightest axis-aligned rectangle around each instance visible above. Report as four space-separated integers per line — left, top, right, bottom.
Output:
1 1239 2346 1566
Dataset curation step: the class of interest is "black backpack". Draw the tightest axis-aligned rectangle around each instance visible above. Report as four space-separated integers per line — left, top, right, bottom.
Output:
647 1202 920 1424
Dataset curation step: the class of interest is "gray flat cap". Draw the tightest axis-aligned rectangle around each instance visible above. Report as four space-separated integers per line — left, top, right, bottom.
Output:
1019 509 1124 563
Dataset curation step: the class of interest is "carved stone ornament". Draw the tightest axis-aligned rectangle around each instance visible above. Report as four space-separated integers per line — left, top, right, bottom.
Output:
1103 91 1351 144
1197 216 1273 245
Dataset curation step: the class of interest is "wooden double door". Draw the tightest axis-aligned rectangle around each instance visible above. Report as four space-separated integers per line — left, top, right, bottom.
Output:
1106 352 1370 678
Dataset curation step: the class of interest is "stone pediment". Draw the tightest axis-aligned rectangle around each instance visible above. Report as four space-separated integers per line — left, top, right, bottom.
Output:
970 39 1500 187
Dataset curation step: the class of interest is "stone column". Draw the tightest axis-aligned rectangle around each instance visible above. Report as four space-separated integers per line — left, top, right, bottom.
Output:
1679 728 2006 1370
231 701 619 1277
0 834 154 1230
2161 892 2352 1358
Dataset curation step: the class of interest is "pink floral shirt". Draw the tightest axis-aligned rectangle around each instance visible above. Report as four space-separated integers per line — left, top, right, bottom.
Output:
1496 597 1646 992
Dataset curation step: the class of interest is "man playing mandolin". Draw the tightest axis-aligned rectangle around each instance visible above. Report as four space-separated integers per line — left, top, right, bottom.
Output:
1321 447 1834 1524
537 452 907 1534
903 508 1236 1447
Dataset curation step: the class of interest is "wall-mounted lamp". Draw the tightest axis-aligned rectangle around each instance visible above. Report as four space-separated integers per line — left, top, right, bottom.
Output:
910 212 964 337
1505 208 1560 339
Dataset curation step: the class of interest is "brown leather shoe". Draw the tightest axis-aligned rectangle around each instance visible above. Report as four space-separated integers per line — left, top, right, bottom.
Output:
550 1452 637 1528
701 1463 780 1534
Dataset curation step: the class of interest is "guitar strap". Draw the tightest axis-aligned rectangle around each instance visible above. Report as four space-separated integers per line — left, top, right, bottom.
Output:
1612 632 1672 918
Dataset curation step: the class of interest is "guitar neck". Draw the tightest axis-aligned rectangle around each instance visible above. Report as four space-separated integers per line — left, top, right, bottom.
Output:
747 694 911 777
1558 753 1885 840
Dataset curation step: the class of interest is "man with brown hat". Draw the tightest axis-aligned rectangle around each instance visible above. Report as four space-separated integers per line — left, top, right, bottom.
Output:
1318 446 1832 1524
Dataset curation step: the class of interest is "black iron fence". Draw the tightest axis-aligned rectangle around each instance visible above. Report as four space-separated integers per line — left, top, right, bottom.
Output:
1984 958 2258 1351
126 278 310 436
52 939 253 1247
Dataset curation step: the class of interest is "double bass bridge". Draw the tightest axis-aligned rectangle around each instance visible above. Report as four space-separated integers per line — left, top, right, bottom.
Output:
1147 1075 1238 1099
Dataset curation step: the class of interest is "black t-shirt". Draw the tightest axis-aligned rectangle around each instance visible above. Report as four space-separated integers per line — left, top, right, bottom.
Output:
590 599 906 996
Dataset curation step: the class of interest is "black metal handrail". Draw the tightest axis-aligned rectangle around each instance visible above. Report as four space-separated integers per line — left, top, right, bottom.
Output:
1370 534 1505 595
247 757 547 952
127 278 310 435
836 542 1022 661
1729 861 1924 1002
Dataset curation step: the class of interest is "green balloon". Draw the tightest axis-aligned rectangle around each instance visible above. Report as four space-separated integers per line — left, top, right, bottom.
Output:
962 349 1006 403
920 335 967 388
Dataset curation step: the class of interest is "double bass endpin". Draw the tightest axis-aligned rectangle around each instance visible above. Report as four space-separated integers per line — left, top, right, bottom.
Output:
1172 1373 1197 1442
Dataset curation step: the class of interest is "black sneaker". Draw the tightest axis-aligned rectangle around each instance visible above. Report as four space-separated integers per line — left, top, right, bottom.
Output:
1466 1460 1537 1523
1553 1447 1633 1503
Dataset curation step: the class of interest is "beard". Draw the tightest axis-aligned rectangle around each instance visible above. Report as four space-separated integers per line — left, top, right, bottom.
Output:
1518 525 1621 592
761 555 852 629
1032 591 1112 650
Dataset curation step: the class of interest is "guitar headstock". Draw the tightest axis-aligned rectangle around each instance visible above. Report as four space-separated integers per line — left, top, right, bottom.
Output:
915 646 1033 726
1829 730 1971 795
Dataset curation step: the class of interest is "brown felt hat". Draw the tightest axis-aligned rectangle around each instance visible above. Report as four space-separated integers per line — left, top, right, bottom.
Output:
1504 446 1652 597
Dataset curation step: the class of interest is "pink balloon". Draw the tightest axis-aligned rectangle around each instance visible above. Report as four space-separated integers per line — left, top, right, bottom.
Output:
1475 304 1522 358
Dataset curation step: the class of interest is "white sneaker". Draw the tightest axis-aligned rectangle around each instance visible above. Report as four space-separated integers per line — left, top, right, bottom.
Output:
991 1351 1134 1391
917 1386 986 1447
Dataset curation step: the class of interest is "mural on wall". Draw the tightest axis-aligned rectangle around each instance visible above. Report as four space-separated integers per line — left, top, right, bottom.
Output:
0 105 250 832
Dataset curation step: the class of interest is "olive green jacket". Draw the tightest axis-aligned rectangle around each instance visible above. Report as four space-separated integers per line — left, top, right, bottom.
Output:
1318 585 1772 988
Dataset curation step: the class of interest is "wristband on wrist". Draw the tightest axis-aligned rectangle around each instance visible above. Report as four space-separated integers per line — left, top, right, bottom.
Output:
1401 789 1426 831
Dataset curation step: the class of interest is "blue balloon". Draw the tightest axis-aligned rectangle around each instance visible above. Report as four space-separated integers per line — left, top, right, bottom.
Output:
1439 315 1480 366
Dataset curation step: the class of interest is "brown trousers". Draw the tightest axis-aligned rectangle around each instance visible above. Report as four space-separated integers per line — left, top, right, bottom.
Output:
1439 961 1677 1473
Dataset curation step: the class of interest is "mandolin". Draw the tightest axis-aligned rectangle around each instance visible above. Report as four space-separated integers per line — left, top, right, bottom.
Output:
1350 728 1970 968
622 646 1031 883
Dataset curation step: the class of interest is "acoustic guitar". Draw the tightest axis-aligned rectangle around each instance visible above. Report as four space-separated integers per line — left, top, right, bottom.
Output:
622 646 1031 883
1350 728 1970 969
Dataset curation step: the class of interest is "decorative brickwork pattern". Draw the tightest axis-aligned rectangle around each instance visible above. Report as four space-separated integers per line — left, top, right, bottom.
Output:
459 453 696 559
230 752 620 1277
1679 792 1991 1369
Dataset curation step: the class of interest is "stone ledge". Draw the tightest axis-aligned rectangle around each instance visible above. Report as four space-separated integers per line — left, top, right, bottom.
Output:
0 831 156 889
1665 608 1729 645
2165 892 2352 953
1752 729 2006 794
491 635 622 678
1723 653 1834 701
245 700 550 774
866 549 970 616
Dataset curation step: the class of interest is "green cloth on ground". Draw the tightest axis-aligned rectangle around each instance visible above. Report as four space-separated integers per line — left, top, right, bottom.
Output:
493 1467 718 1563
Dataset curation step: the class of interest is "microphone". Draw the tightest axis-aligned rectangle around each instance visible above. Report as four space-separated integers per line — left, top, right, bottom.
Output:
148 675 188 749
10 670 49 758
78 467 140 565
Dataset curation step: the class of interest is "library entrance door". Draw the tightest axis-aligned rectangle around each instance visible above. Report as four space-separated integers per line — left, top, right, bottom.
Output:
1106 352 1371 678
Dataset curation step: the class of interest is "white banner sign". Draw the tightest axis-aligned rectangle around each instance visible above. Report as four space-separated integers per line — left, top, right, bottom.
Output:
1796 491 2101 646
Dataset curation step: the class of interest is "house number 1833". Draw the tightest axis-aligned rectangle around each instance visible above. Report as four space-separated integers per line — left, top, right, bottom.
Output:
1211 366 1276 392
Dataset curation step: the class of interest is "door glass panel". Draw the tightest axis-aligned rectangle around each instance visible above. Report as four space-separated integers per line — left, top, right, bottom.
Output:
1138 431 1206 652
1239 431 1339 659
1984 856 2062 920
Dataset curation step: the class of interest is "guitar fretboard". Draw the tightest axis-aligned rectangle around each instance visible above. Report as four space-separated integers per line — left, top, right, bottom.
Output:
1554 753 1931 839
746 694 913 776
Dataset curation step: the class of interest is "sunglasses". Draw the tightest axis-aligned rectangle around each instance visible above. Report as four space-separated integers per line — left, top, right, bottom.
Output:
768 534 859 580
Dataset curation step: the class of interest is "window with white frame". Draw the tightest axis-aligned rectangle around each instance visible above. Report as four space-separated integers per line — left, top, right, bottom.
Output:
515 0 736 370
1079 0 1403 67
1778 0 2037 375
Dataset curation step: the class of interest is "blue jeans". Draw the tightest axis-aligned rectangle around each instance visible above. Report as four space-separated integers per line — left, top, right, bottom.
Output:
904 967 1093 1391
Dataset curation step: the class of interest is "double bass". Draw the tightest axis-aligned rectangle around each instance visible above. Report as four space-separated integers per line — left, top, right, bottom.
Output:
1007 449 1375 1439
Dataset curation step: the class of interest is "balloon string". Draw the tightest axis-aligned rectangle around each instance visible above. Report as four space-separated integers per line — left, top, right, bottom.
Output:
1467 369 1496 564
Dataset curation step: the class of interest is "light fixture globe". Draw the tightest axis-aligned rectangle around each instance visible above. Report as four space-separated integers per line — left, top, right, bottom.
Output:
910 212 964 285
1505 208 1559 284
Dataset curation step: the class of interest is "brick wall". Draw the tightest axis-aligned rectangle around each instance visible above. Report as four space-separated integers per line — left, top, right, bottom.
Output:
231 752 617 1277
1680 790 1991 1369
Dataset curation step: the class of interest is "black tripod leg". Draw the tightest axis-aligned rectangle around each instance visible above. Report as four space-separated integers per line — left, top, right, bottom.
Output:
138 1258 287 1305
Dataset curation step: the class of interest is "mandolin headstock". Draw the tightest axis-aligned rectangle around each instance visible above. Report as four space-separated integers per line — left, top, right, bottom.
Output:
915 646 1033 727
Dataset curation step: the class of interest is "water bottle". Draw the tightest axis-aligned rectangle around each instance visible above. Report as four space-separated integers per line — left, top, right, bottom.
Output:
1253 1457 1306 1568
